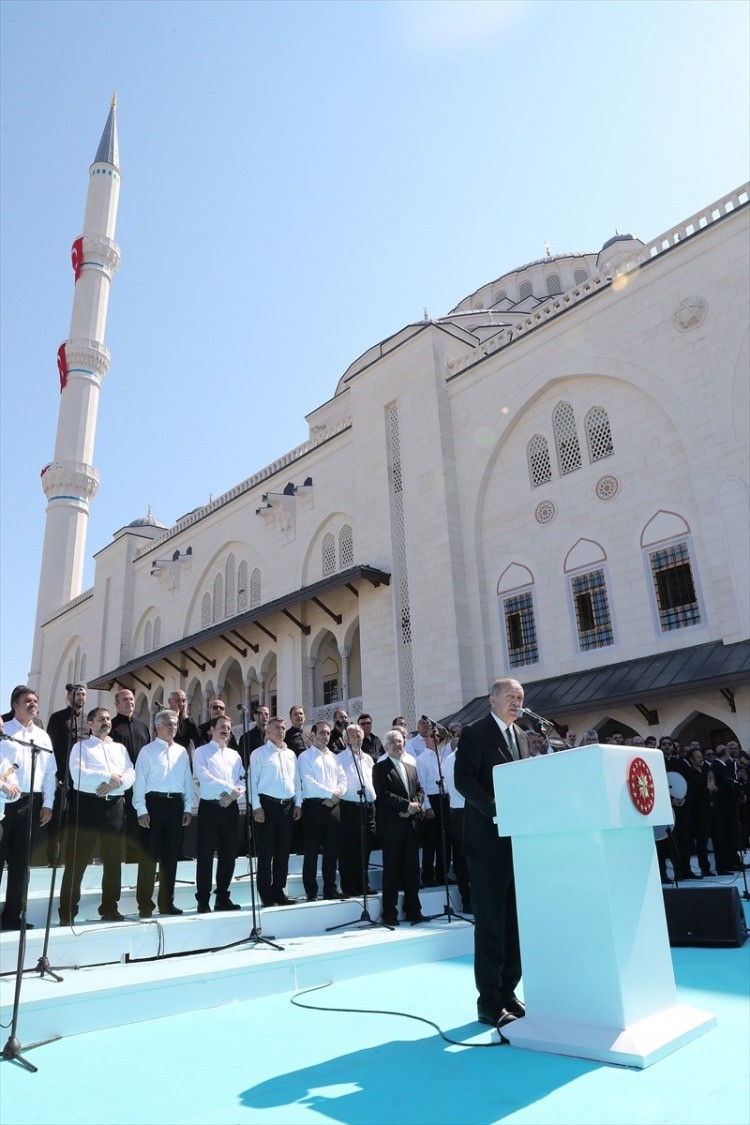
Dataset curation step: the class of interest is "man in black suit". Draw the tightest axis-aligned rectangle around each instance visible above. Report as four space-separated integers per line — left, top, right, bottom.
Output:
372 728 427 926
455 677 529 1030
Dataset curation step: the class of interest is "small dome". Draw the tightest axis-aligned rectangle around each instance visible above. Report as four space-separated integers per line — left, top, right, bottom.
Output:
601 233 635 251
128 507 166 530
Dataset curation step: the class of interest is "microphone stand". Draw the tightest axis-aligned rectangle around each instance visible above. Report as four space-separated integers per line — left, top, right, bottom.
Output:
1 736 62 1072
34 707 84 980
228 706 282 953
423 723 470 925
327 745 392 933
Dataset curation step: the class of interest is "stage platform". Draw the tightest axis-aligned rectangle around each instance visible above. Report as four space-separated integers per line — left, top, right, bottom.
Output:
1 857 749 1124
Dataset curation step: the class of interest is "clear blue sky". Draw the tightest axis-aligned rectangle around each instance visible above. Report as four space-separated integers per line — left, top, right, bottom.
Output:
1 0 748 714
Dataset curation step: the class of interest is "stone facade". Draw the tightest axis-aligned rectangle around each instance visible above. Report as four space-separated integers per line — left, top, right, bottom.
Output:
34 185 750 747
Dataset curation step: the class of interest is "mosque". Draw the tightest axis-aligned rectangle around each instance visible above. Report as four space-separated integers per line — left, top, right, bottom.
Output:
29 102 750 745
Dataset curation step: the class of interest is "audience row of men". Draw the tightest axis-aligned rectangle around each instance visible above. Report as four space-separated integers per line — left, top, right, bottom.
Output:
1 682 746 936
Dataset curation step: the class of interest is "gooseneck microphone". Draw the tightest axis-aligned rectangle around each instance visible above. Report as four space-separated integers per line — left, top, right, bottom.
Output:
518 705 554 728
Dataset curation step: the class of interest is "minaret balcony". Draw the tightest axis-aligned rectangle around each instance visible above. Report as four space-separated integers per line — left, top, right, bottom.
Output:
40 460 100 504
65 338 111 380
81 234 121 278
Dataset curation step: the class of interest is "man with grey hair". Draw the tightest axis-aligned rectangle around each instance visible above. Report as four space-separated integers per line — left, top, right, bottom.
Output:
579 729 600 746
133 709 193 918
455 677 529 1030
373 727 426 925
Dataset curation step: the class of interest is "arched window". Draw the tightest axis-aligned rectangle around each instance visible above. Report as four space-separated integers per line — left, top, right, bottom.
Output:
213 574 224 623
250 567 262 608
648 541 701 631
225 554 236 616
339 524 354 568
322 533 336 576
527 434 552 487
585 406 614 462
493 289 507 304
80 652 87 682
201 592 211 628
501 590 539 667
237 561 248 612
519 280 534 300
153 616 161 650
144 621 153 653
570 569 614 650
553 402 582 475
573 268 589 285
546 274 561 296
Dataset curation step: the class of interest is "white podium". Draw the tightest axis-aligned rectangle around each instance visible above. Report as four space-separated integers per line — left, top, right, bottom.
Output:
493 745 715 1067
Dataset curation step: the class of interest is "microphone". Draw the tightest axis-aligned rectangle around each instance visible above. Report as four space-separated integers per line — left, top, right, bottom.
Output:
236 704 247 713
518 706 554 729
420 714 439 728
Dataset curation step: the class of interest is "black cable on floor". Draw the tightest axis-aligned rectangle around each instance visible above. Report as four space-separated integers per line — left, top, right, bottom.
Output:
291 980 507 1048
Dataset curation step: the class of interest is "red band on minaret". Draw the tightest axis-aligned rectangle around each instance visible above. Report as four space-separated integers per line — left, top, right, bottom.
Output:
71 237 84 281
57 343 68 392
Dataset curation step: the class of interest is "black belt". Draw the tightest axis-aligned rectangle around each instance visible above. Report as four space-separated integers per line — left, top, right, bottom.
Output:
78 791 123 802
148 791 183 799
259 794 294 805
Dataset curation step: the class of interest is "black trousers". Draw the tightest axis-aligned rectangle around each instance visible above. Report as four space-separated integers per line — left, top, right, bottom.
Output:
339 799 375 896
255 795 294 903
196 800 239 905
136 793 184 913
0 795 43 926
466 836 521 1017
302 799 340 898
449 807 471 910
381 822 422 920
59 791 125 919
421 792 451 883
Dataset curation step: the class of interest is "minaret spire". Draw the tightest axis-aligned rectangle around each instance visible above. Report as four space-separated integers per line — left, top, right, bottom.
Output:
29 100 122 688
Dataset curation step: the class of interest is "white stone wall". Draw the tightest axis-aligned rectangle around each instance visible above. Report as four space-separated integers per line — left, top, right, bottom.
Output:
36 191 749 744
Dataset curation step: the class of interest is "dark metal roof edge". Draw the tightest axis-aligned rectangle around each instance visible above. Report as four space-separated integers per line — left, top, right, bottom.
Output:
88 565 391 688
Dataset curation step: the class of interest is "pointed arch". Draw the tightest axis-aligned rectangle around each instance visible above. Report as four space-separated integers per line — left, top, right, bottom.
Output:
564 539 607 573
585 406 614 462
641 510 691 548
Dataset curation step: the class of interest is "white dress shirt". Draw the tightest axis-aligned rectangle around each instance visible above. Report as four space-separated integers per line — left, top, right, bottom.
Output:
68 736 135 796
249 740 301 810
442 749 465 809
193 741 243 802
490 713 524 760
0 719 56 807
416 744 452 810
132 738 194 816
406 734 427 758
337 748 376 803
297 746 347 800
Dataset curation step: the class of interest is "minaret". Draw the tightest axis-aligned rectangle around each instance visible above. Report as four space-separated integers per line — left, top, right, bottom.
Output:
29 97 121 687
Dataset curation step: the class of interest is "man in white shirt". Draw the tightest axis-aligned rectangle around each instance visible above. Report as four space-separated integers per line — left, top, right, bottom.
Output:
416 724 453 887
406 716 431 759
443 723 471 913
298 722 347 900
0 686 56 930
337 723 376 897
250 716 301 906
193 714 244 913
58 707 135 924
133 709 193 918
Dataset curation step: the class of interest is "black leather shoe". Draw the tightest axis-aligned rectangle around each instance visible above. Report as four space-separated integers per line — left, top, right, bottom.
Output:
58 916 74 927
408 913 429 924
274 895 294 905
139 910 153 919
196 904 211 914
215 899 241 911
306 895 318 902
496 1009 519 1030
324 889 345 900
382 915 400 926
160 905 183 916
505 996 525 1018
99 910 125 922
477 1011 499 1026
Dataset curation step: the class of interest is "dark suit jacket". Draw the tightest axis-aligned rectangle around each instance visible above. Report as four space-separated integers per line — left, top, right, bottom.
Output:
373 756 424 841
47 706 87 778
454 713 529 856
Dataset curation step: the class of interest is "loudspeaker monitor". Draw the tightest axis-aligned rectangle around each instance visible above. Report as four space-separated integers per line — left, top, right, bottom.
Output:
662 886 747 947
